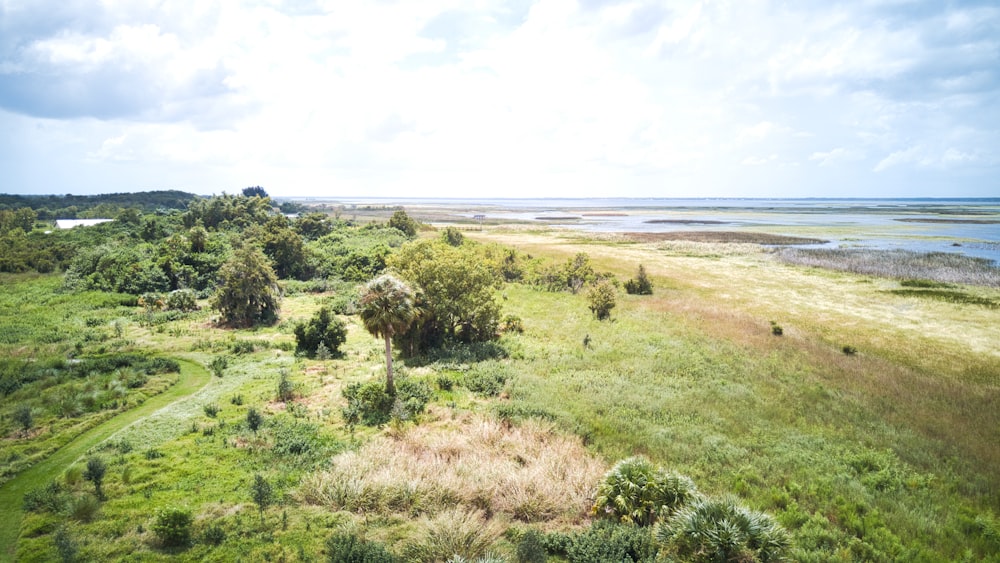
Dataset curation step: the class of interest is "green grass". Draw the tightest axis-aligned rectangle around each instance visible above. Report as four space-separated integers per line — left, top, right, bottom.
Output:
3 236 1000 561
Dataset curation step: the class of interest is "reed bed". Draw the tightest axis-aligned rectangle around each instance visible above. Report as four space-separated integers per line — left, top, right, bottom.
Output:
298 413 605 525
774 248 1000 287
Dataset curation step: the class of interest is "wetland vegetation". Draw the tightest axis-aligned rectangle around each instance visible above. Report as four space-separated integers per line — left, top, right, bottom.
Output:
0 191 998 561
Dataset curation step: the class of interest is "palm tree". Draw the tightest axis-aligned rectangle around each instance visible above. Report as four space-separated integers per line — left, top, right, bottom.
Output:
359 274 416 395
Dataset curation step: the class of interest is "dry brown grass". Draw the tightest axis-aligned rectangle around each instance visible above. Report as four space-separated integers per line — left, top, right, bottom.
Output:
298 412 606 525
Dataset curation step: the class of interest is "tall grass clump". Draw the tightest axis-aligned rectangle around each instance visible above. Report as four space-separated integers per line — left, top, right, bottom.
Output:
774 248 1000 287
401 508 505 562
299 415 605 524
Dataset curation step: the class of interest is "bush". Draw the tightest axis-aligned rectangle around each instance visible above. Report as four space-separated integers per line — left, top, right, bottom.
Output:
624 265 653 295
246 407 264 433
23 481 67 513
68 494 100 522
564 520 656 563
516 529 547 563
54 526 78 563
341 378 431 427
326 533 397 563
230 339 257 354
201 523 226 546
203 403 220 418
153 507 193 547
770 321 783 336
464 363 509 397
277 370 295 402
294 307 347 358
593 457 698 526
164 289 199 311
587 280 616 321
656 496 789 563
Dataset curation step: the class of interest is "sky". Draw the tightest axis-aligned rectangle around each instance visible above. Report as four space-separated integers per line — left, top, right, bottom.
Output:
1 0 998 199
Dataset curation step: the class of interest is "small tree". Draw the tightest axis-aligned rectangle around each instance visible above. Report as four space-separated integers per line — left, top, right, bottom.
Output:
388 209 418 237
624 264 653 295
13 404 33 435
441 226 465 246
293 307 347 358
53 526 78 563
246 407 263 434
251 474 273 524
277 371 294 402
588 280 617 321
243 186 269 198
83 457 107 500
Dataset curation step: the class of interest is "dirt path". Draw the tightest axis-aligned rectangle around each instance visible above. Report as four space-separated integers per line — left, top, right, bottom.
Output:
0 358 210 562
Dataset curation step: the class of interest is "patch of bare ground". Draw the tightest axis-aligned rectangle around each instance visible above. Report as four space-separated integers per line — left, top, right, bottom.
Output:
297 411 605 526
624 231 827 245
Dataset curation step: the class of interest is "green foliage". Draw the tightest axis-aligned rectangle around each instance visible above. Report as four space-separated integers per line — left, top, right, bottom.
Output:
359 274 417 395
251 474 274 523
82 457 107 500
341 379 431 427
203 403 220 418
516 529 547 563
593 457 698 526
243 186 269 198
441 226 465 246
624 264 653 295
842 345 858 355
201 523 226 546
655 496 790 563
164 289 198 311
388 209 419 238
68 493 100 522
13 403 33 432
277 371 295 402
210 356 229 377
294 307 347 358
326 533 397 563
246 407 264 434
182 193 273 231
587 280 617 321
23 481 67 513
65 242 171 295
211 245 281 328
153 507 193 547
53 525 78 563
464 362 509 397
547 520 656 563
389 240 503 354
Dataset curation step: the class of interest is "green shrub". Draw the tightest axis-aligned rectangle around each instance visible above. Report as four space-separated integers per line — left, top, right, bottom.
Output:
842 345 858 356
230 339 257 355
203 403 220 418
593 457 698 526
342 378 431 427
153 507 193 547
68 494 100 522
326 533 397 563
624 265 653 295
201 523 226 546
464 363 509 397
277 370 295 402
587 280 617 321
656 496 789 563
53 525 78 563
770 321 783 336
164 289 199 311
516 529 547 563
564 520 656 563
210 356 228 377
23 481 67 513
294 307 347 358
246 407 264 433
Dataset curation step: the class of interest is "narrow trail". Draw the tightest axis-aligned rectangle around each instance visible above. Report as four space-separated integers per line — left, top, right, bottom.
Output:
0 358 210 562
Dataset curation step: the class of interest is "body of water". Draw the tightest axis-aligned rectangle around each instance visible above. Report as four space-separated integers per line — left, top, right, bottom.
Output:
309 197 1000 264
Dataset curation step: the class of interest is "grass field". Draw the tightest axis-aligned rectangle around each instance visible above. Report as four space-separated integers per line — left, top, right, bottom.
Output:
1 225 998 561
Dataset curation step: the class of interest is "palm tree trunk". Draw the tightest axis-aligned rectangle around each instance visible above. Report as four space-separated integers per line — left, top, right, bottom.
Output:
384 334 396 396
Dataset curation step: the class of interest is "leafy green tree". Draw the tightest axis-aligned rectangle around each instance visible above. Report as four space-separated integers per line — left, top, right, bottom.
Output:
388 209 418 237
593 457 698 527
587 280 617 321
294 307 347 358
359 274 417 395
211 245 281 328
243 186 269 198
83 457 107 500
655 496 789 562
251 474 274 524
388 240 503 354
624 264 653 295
188 226 207 253
441 226 465 246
